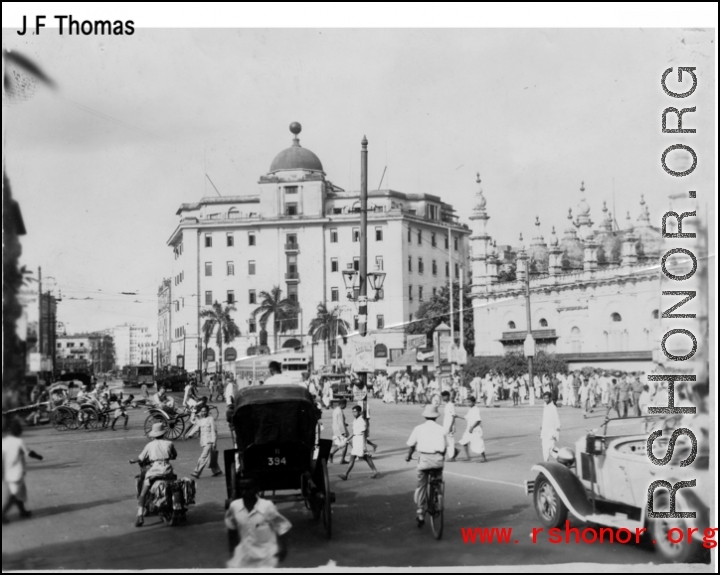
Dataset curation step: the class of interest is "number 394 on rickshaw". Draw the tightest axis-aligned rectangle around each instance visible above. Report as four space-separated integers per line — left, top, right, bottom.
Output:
223 385 335 539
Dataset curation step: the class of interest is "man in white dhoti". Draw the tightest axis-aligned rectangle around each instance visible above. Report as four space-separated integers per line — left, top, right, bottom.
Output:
457 396 486 462
540 391 561 461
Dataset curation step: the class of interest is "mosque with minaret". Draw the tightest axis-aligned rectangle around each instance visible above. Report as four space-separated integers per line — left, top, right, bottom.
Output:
469 176 663 371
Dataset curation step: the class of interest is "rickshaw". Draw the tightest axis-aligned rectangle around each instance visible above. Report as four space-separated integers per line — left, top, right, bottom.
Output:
143 403 219 440
223 385 335 539
48 383 79 431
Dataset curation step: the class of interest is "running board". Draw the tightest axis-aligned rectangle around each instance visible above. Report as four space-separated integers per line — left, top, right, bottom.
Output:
585 513 644 531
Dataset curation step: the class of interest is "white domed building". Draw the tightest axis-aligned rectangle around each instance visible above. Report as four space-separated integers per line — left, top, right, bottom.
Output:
470 178 663 371
161 124 470 372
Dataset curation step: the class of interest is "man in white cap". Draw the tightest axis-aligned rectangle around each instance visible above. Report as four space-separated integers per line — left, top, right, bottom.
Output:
129 422 178 527
406 404 447 527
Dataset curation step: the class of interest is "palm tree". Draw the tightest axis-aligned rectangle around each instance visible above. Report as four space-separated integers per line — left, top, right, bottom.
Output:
200 301 241 376
252 286 298 353
308 302 350 366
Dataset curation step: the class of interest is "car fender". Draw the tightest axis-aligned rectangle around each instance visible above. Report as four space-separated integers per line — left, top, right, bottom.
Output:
531 462 593 522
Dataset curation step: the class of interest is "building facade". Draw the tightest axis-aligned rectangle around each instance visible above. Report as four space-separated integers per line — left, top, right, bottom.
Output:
164 123 470 373
157 279 172 369
56 335 92 373
113 324 155 368
470 177 663 371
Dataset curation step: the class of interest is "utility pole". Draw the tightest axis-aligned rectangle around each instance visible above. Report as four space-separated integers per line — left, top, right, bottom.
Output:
38 266 43 374
459 266 464 352
524 268 534 402
448 229 455 374
359 135 369 416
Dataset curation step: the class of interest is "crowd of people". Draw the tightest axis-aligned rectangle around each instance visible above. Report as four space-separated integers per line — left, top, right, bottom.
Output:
354 367 667 422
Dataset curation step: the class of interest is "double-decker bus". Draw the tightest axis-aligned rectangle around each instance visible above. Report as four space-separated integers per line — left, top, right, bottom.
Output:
234 350 311 384
124 362 155 387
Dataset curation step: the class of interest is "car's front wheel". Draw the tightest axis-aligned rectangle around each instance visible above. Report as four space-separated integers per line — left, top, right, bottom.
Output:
533 474 568 529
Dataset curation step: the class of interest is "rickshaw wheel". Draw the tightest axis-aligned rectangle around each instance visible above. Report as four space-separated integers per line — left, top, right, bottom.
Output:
51 407 72 431
164 415 185 440
65 407 80 430
144 412 165 437
80 406 99 430
319 458 332 538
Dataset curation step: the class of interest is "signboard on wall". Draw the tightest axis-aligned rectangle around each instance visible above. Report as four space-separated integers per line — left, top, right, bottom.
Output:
352 336 375 373
406 334 427 351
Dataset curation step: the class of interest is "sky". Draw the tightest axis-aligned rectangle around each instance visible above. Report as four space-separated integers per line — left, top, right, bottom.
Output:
1 15 716 336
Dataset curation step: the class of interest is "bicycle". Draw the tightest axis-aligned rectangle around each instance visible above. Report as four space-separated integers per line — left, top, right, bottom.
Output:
408 456 445 540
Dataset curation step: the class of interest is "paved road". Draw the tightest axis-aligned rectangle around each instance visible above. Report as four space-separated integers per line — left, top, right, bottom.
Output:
1 382 689 569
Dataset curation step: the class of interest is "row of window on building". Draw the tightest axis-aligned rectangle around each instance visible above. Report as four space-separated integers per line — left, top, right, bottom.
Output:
200 256 459 278
406 227 459 251
202 283 299 307
504 310 659 332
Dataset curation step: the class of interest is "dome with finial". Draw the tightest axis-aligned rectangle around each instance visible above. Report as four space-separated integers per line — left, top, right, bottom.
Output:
269 123 324 173
473 172 487 212
531 216 545 245
576 181 591 217
549 226 559 247
632 195 662 256
636 194 651 225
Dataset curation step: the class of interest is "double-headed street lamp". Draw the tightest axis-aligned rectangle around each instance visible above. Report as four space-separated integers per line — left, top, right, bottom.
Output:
341 266 387 302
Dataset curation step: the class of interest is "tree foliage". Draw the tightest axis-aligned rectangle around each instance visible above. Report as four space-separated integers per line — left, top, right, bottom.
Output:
405 280 474 355
308 302 349 366
201 301 241 373
252 286 298 352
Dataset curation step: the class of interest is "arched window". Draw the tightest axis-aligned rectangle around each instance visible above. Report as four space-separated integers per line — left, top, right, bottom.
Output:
652 309 659 320
228 207 239 219
570 327 582 353
508 321 516 330
611 313 622 322
539 318 548 328
374 344 388 358
224 347 237 361
203 349 216 362
282 339 301 350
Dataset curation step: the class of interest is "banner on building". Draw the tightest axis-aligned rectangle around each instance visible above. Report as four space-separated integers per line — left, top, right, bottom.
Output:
351 336 375 373
416 349 434 362
406 334 427 352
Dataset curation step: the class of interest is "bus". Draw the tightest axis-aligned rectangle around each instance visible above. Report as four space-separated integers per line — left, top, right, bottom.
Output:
124 362 155 387
234 350 311 384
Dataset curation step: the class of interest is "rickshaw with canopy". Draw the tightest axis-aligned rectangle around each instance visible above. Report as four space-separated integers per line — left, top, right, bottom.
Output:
223 385 334 538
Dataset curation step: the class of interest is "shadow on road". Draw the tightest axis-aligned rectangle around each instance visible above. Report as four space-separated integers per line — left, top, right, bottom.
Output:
28 495 134 519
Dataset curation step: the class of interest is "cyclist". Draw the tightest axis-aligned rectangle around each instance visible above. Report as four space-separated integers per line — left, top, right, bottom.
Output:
405 404 447 527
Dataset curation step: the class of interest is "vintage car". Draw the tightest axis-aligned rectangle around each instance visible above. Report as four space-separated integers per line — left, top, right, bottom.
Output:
526 415 711 563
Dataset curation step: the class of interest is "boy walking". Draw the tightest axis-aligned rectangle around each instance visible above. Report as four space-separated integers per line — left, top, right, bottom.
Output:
338 406 380 480
2 418 43 522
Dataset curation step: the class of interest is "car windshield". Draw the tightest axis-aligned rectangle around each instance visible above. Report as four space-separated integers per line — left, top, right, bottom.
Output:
600 415 660 436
